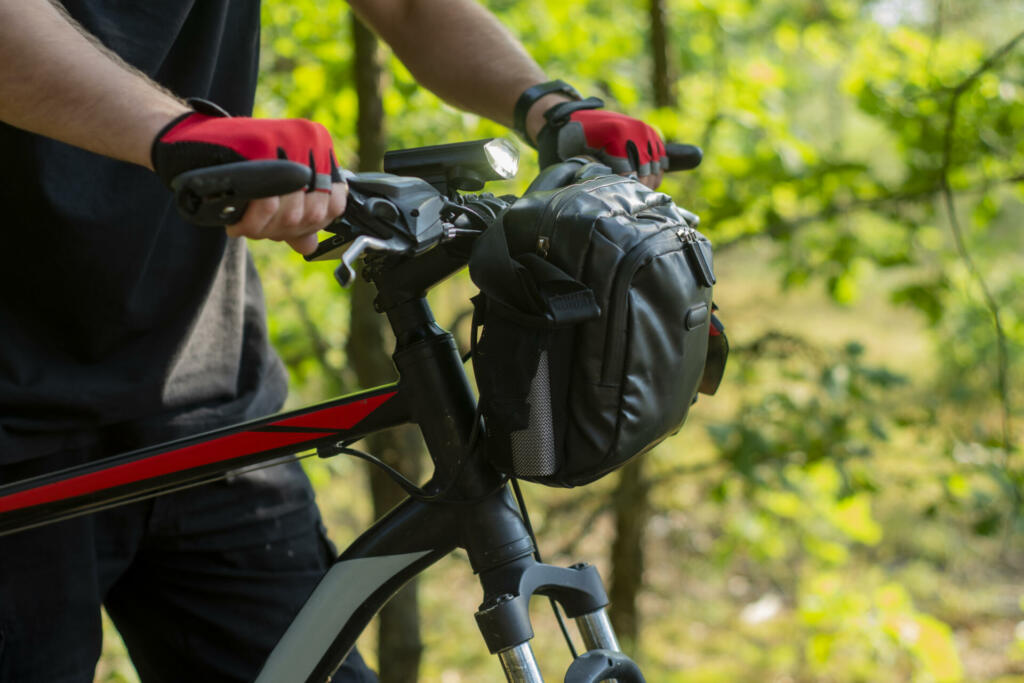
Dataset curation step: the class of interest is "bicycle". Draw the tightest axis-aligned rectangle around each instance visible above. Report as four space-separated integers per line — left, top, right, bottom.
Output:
0 138 703 683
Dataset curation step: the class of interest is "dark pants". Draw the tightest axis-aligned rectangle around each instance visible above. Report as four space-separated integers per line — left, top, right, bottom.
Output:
0 444 376 683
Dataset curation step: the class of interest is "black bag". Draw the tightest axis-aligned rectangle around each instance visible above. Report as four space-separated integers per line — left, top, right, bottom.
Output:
469 165 720 487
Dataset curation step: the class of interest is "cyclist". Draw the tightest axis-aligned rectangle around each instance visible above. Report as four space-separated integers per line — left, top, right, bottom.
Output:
0 1 669 681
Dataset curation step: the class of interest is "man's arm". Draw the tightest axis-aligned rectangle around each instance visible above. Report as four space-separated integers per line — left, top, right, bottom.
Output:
0 0 189 168
348 0 571 144
0 1 343 254
349 0 665 186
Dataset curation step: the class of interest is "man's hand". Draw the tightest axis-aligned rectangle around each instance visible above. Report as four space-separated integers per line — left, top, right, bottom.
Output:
222 187 346 256
529 97 667 190
152 107 347 254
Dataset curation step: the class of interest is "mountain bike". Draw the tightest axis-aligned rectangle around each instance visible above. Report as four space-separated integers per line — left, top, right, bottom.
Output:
0 138 702 683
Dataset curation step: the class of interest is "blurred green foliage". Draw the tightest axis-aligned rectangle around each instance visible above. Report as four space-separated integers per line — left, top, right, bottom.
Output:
100 0 1024 681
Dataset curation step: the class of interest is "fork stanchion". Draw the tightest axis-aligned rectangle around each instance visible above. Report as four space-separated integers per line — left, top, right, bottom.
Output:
575 608 620 652
499 643 545 683
575 609 622 683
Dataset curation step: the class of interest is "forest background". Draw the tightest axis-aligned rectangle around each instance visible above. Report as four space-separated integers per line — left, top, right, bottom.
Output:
97 0 1024 681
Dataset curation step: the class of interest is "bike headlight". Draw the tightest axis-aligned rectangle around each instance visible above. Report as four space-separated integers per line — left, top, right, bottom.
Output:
482 138 519 180
383 138 520 192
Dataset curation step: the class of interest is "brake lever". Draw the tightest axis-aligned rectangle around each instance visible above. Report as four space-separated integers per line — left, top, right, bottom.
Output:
305 174 445 260
303 172 452 287
303 191 409 264
332 234 410 287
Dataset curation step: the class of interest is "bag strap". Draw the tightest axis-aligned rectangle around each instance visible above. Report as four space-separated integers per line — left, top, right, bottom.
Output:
469 211 600 327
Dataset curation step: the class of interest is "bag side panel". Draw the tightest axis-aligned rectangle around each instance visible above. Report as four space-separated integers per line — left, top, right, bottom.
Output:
616 250 711 464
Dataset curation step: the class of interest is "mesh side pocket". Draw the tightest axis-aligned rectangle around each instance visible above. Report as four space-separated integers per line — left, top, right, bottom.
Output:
509 350 557 477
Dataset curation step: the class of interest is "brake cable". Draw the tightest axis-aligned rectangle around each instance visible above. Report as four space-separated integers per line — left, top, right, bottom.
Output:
510 476 580 659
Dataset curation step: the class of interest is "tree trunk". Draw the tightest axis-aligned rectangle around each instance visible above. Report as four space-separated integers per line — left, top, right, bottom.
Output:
649 0 675 108
352 16 386 174
608 457 649 654
608 0 674 653
350 14 423 683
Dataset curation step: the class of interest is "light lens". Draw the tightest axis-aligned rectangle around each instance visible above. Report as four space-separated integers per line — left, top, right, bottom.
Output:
483 139 519 179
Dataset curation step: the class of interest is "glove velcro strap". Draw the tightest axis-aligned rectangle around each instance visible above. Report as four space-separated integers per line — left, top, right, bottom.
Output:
542 97 605 129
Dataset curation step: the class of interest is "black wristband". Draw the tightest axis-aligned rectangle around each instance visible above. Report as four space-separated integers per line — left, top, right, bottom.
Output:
513 80 582 143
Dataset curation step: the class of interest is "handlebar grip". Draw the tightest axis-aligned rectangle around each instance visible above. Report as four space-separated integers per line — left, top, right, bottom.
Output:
170 160 313 226
664 143 702 172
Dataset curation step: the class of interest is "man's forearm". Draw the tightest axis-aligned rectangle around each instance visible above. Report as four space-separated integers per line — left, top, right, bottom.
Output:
0 0 189 168
349 0 571 142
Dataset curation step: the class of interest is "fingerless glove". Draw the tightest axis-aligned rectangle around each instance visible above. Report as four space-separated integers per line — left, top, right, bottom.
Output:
536 98 668 176
151 99 341 191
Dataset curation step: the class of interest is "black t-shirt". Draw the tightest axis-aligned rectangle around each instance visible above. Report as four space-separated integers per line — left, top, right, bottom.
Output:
0 1 288 464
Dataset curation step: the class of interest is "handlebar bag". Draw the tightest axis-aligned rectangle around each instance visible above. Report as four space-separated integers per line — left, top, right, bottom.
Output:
469 169 718 487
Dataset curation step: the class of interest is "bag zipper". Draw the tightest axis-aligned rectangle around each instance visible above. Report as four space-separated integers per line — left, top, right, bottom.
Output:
677 225 715 287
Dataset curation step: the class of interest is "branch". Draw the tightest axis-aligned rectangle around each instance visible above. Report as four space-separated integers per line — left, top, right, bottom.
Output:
731 330 827 363
937 29 1023 457
934 29 1024 554
943 29 1024 97
714 172 1024 253
552 500 612 558
649 459 721 486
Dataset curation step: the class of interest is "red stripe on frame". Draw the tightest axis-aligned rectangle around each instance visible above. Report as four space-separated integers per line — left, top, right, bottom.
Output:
0 392 395 514
271 393 392 430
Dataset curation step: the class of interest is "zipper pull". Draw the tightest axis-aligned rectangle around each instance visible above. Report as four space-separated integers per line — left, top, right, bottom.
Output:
677 228 715 288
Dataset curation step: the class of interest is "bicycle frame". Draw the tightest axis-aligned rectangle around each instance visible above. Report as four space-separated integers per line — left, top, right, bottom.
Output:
0 296 636 683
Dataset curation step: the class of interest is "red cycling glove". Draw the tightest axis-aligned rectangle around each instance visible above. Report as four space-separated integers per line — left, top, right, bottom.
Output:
536 98 668 176
151 99 341 192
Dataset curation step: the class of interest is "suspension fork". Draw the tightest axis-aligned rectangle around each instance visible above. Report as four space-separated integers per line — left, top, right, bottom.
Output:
475 559 637 682
458 490 639 682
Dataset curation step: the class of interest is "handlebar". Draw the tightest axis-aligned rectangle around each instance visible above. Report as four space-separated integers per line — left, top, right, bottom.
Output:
170 139 703 288
665 143 702 172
